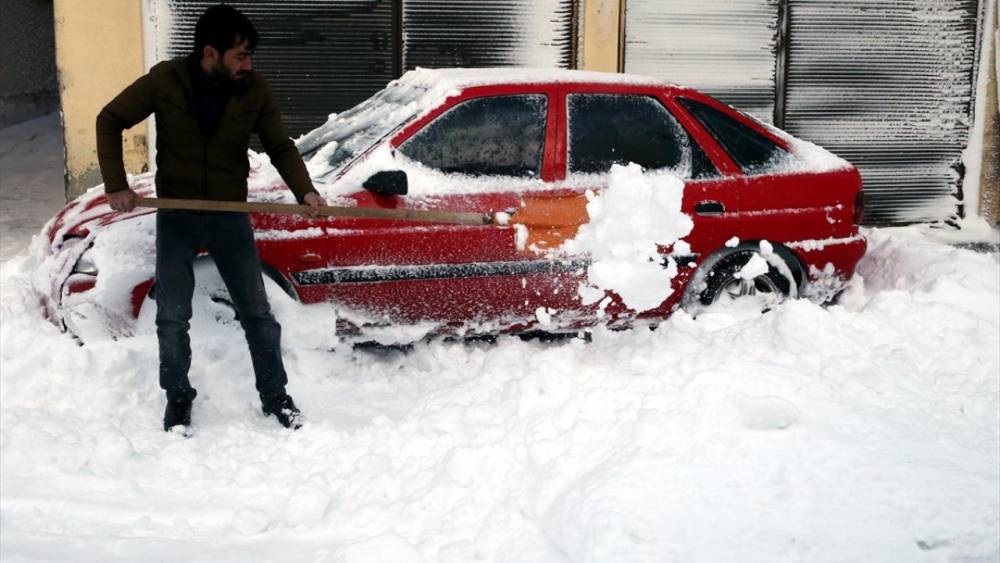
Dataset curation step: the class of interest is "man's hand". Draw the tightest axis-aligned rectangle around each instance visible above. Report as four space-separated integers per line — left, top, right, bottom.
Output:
107 189 138 213
303 192 326 218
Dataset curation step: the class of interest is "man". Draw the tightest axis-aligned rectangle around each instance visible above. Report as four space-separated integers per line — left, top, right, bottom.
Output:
96 4 325 432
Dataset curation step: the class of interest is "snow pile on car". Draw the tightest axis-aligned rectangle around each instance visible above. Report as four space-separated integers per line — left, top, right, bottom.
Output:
258 67 854 201
561 163 693 312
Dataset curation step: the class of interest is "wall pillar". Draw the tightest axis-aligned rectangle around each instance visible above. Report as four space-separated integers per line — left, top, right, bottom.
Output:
54 0 148 201
978 9 999 226
581 0 623 72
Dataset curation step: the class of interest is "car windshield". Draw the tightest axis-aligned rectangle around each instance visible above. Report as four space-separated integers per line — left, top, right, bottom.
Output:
297 80 433 181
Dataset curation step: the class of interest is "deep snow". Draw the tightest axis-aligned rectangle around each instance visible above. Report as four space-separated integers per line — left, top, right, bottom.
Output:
1 224 998 562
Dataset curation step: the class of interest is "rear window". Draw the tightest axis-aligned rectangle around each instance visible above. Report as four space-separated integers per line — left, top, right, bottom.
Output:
678 97 789 174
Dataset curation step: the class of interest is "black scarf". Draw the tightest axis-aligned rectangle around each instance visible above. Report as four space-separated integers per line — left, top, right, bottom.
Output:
187 54 234 138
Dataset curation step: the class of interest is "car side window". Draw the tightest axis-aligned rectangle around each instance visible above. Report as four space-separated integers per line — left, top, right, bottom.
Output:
568 94 710 177
399 94 547 177
689 134 719 180
678 97 789 174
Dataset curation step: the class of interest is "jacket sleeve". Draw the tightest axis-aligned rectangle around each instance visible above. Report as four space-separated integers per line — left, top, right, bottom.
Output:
255 78 318 203
96 71 157 194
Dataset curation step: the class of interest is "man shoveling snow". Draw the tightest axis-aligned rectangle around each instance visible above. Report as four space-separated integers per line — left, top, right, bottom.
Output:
96 4 326 433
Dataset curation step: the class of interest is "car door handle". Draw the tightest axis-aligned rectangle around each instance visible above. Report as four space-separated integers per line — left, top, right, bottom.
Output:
298 252 323 264
695 201 725 216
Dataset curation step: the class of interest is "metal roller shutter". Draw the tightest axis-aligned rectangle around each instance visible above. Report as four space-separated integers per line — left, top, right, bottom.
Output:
154 0 399 138
153 0 577 138
623 0 781 122
782 0 982 225
402 0 576 69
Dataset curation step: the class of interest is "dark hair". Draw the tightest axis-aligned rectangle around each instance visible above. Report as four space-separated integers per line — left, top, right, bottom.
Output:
193 4 258 57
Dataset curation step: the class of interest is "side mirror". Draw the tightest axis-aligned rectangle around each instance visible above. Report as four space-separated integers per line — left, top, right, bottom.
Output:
363 170 408 196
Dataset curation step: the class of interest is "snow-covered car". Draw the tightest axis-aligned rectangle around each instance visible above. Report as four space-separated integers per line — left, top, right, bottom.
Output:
36 68 866 342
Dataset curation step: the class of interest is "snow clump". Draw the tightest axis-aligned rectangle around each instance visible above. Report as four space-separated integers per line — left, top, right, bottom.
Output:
560 163 693 312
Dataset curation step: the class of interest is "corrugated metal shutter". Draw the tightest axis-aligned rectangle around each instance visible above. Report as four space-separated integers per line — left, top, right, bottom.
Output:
402 0 575 69
156 0 399 138
781 0 981 225
154 0 577 138
623 0 781 122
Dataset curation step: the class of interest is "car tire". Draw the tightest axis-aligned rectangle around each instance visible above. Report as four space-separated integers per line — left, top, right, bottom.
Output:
696 248 797 307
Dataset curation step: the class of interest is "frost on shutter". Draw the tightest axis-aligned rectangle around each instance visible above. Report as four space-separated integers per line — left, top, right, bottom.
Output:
623 0 781 122
402 0 575 69
158 0 398 138
782 0 980 225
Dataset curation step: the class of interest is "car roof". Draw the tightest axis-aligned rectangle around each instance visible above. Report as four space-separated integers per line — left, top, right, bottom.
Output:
395 67 678 91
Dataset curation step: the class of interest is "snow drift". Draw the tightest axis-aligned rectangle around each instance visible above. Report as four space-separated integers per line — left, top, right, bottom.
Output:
1 226 998 562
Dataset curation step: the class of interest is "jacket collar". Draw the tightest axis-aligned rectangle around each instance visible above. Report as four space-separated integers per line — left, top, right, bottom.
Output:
173 55 197 99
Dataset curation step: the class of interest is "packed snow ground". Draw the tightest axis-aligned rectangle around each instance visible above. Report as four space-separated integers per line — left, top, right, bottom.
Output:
1 224 998 562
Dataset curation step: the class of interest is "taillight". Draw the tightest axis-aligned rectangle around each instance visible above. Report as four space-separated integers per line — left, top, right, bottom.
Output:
64 274 97 295
853 190 865 225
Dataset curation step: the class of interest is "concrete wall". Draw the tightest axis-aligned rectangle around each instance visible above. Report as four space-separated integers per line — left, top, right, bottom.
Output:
581 0 621 72
0 0 59 127
978 9 999 226
54 0 148 200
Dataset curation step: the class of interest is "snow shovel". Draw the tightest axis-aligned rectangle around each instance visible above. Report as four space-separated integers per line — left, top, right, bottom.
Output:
136 197 492 225
136 195 590 231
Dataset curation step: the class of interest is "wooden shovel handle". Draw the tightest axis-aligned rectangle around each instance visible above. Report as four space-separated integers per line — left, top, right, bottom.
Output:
136 197 491 226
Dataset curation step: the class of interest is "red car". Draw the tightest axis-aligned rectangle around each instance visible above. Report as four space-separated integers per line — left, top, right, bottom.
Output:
37 68 866 342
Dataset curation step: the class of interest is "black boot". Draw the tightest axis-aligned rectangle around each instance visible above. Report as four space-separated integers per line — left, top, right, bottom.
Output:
163 388 197 432
261 393 302 430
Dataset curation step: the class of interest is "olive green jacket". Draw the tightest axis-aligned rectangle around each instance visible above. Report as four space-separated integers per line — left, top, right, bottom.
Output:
96 57 316 203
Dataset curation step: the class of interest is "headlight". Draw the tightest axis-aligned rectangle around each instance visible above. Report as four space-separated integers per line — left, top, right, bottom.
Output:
72 250 98 276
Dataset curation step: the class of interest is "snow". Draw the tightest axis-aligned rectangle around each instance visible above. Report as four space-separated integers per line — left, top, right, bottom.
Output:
735 253 769 280
394 67 670 92
291 68 854 200
2 224 998 561
756 118 853 174
559 163 693 312
295 67 672 186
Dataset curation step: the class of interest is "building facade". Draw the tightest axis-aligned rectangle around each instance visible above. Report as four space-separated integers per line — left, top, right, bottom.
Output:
54 0 998 226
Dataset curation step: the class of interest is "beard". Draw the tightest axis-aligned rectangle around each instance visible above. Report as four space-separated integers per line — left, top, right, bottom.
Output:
210 60 250 89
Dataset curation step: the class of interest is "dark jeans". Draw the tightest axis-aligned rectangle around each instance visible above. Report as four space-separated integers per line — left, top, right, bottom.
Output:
155 210 287 402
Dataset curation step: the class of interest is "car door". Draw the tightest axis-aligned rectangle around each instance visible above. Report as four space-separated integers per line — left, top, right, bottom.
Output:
303 87 560 332
516 87 726 326
670 95 854 249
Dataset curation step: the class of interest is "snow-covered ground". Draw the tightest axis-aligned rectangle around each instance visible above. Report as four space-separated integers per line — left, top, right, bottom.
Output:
2 225 998 563
2 117 999 563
